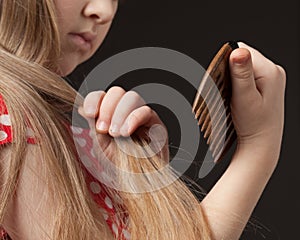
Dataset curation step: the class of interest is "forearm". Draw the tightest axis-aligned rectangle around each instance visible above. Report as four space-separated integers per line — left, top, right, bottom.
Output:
201 139 280 240
199 43 285 240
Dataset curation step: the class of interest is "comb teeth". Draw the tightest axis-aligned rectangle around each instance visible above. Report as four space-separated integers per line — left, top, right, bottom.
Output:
192 42 238 163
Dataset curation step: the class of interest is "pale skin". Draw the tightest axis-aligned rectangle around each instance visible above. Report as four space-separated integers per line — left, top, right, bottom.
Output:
1 0 286 239
81 44 286 240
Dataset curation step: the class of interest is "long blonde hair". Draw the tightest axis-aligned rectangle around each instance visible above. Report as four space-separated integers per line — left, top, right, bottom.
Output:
0 0 212 239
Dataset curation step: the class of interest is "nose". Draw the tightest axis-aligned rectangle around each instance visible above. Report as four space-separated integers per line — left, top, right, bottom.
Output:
83 0 116 24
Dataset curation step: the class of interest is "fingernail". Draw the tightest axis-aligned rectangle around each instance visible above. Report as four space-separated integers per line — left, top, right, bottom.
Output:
97 121 108 131
233 57 248 65
233 52 250 65
109 124 119 134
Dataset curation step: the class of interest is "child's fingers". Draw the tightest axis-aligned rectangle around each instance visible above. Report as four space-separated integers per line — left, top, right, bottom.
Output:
229 43 286 144
82 91 106 117
81 87 168 140
120 106 168 157
237 42 275 80
237 42 286 98
96 86 126 133
109 91 145 137
119 105 162 136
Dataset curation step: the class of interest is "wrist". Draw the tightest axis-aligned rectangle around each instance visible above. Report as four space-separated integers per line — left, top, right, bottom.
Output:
234 135 282 170
237 126 283 157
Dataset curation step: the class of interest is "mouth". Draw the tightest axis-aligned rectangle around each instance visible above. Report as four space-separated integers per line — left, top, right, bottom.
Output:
69 32 97 51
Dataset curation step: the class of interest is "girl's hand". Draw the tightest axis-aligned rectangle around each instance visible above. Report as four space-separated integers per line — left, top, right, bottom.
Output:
230 42 286 160
201 43 286 240
79 86 169 159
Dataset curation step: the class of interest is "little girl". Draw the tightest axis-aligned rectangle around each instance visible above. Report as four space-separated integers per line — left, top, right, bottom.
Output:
0 0 286 239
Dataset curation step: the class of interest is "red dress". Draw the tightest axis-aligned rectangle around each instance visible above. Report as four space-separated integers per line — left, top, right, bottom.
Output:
0 95 130 240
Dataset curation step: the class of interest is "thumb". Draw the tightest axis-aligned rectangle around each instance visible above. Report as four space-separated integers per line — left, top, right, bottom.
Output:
229 48 257 96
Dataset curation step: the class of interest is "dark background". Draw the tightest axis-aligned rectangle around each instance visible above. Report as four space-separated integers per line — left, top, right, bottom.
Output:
69 0 299 239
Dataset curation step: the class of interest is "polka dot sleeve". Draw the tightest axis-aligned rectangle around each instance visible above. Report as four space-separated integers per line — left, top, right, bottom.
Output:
0 96 13 239
0 95 12 144
0 95 130 239
0 95 35 144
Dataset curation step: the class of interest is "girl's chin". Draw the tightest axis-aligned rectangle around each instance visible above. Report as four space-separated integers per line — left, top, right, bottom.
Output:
55 54 84 76
56 63 78 77
57 55 92 76
59 69 75 77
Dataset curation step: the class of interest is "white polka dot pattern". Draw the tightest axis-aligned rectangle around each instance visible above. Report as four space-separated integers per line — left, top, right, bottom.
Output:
90 181 101 194
122 229 131 239
0 96 12 145
74 137 87 147
102 211 109 221
112 223 118 235
80 155 93 168
26 127 35 138
90 148 96 158
71 126 84 135
0 114 11 126
0 130 8 142
71 125 130 239
0 92 130 239
105 196 113 209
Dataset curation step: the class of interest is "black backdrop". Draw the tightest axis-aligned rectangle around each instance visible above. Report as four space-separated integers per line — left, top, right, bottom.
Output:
69 0 299 238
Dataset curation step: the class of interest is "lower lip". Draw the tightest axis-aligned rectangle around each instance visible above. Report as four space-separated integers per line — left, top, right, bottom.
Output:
69 34 92 51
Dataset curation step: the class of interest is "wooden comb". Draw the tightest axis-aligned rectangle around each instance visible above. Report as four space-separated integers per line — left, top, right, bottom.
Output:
192 42 239 163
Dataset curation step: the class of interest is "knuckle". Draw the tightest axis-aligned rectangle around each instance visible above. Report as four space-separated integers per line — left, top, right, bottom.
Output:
124 91 145 106
83 91 105 113
269 64 286 90
125 90 141 100
107 86 125 95
237 42 248 50
130 106 152 123
85 90 104 100
130 111 140 124
276 64 287 82
142 105 153 115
